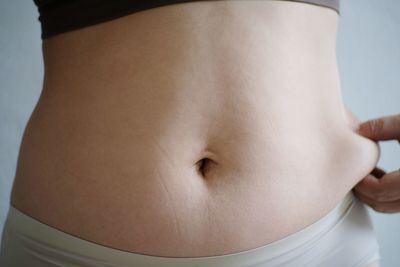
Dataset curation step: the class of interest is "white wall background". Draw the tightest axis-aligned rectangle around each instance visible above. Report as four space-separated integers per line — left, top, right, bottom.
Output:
337 1 400 266
0 0 399 266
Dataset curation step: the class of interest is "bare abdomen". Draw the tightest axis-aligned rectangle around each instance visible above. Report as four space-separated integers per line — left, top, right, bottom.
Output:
10 0 379 257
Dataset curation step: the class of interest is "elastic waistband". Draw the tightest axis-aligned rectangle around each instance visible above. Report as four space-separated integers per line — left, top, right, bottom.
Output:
5 191 356 266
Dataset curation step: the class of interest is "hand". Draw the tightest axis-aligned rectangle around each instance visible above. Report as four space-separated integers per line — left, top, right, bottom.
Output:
352 113 400 213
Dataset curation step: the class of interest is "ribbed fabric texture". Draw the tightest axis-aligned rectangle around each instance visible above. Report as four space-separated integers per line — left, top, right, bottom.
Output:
33 0 340 39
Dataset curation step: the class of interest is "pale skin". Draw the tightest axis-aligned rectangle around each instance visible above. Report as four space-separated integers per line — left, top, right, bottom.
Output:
346 108 400 213
5 2 385 266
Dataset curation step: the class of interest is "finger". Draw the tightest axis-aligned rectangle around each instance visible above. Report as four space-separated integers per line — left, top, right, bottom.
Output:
353 190 400 214
353 174 383 199
357 113 400 141
353 170 400 202
370 166 386 179
353 167 386 195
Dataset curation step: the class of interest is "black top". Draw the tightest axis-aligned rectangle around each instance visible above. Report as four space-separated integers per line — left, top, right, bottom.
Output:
33 0 340 39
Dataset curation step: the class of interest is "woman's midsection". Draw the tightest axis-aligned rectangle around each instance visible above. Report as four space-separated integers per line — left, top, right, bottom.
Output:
11 0 380 257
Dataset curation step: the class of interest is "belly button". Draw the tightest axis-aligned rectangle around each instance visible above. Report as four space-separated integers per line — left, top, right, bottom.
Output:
196 158 213 178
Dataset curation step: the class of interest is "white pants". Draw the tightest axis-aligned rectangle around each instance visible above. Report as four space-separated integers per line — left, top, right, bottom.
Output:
0 190 380 267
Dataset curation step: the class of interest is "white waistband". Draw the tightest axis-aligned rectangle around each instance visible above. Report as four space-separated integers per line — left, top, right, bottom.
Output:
3 190 379 267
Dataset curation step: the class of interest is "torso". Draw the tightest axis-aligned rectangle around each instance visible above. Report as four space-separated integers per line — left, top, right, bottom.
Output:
11 0 379 257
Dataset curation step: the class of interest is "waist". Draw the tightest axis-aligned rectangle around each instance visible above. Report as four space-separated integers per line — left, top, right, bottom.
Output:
10 95 380 256
12 44 381 258
10 0 380 257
